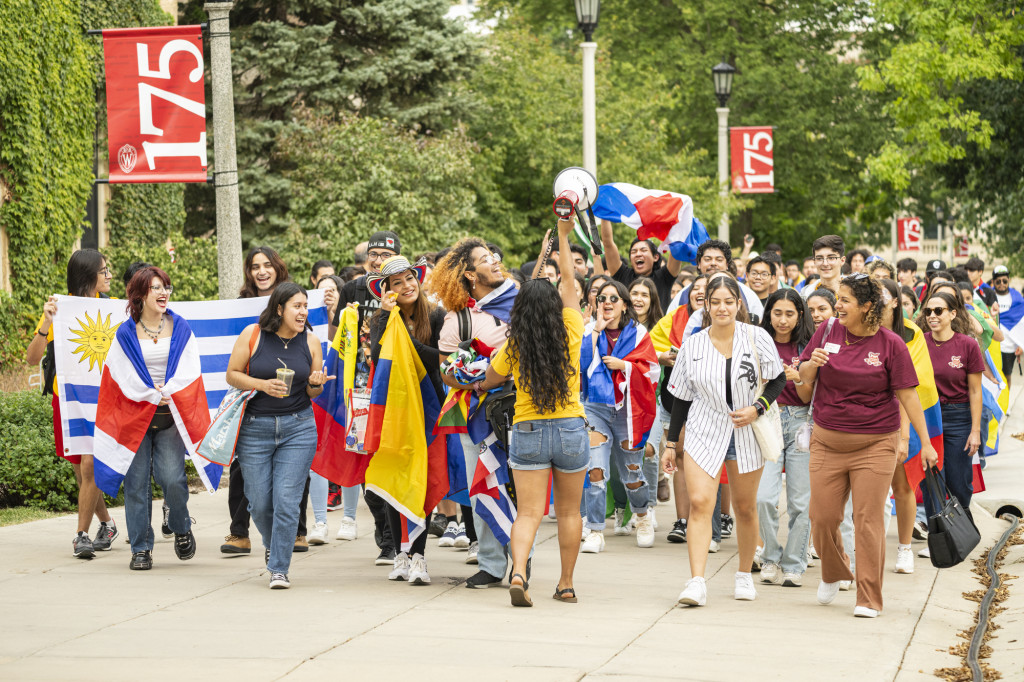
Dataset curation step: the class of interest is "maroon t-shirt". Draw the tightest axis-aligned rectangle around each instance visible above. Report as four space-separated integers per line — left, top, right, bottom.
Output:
924 332 984 404
774 340 806 406
800 324 918 433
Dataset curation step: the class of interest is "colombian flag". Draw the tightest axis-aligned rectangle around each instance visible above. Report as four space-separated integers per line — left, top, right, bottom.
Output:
903 320 944 490
364 308 449 551
311 305 362 485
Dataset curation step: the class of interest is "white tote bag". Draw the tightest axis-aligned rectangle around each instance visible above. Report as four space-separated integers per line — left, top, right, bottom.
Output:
747 328 783 463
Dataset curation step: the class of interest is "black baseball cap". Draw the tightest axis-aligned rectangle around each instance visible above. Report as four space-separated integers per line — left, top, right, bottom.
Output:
925 259 946 274
368 231 401 255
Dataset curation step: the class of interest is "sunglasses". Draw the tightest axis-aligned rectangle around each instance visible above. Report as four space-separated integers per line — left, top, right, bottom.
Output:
843 273 869 282
596 294 621 304
922 306 948 317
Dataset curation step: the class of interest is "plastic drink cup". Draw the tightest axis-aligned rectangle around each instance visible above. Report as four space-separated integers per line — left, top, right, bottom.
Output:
276 368 295 397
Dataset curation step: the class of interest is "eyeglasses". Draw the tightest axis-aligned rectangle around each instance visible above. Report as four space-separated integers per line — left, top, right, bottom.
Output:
151 285 174 295
596 294 621 304
97 267 111 276
367 250 392 262
747 270 772 280
922 306 948 317
813 255 841 264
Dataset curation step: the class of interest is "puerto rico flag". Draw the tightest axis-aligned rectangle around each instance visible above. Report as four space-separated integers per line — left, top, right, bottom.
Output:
93 310 219 497
591 182 709 263
580 320 659 448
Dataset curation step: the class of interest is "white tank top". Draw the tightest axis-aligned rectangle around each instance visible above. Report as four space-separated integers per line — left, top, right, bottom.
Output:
142 336 171 385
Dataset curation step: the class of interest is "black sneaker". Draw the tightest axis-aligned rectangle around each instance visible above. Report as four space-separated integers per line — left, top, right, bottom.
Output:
93 522 118 551
667 519 688 543
375 548 397 566
129 550 152 570
161 504 172 538
465 570 503 589
73 532 95 559
720 514 735 538
428 513 447 538
174 530 196 561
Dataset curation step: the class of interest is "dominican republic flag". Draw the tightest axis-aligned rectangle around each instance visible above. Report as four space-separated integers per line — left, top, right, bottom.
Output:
580 320 659 449
903 320 944 491
591 182 709 263
995 287 1024 349
51 293 329 474
93 310 218 497
363 307 449 552
468 434 517 545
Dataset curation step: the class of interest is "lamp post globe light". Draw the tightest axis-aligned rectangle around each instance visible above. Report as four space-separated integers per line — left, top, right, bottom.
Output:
575 0 600 177
712 61 736 243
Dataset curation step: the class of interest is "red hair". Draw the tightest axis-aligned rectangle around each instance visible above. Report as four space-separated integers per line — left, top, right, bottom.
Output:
126 266 171 321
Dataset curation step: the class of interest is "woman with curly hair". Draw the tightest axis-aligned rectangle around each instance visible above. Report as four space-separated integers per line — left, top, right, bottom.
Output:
483 216 588 607
798 274 938 617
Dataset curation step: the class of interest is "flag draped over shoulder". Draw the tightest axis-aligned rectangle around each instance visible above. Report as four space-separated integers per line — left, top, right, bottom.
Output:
903 320 944 490
93 310 217 497
311 305 364 485
580 320 659 448
363 308 449 551
996 287 1024 348
591 182 708 263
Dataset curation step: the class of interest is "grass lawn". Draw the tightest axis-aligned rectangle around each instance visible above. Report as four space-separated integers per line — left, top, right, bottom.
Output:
0 507 65 527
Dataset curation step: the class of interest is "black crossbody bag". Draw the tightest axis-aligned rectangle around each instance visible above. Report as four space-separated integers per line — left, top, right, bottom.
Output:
924 466 981 568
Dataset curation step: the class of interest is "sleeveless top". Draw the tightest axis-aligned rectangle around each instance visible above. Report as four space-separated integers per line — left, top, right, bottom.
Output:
247 329 313 416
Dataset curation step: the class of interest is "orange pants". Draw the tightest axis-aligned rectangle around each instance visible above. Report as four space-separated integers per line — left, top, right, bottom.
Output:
809 426 898 612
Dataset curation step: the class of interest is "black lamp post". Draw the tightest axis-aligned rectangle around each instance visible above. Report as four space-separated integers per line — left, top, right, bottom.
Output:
574 0 600 42
712 61 736 241
712 61 736 108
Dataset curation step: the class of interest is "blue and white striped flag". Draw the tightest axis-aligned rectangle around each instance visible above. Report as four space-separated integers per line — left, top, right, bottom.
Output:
52 292 328 491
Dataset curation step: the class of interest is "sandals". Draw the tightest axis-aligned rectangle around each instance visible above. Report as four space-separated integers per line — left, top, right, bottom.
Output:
552 586 577 603
509 572 532 607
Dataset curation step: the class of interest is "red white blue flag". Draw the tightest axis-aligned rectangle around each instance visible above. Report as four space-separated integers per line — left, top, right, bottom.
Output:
591 182 708 263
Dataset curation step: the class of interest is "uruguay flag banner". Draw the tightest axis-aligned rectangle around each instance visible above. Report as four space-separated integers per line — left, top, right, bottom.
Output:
311 305 364 485
363 307 449 552
580 320 659 448
52 292 329 487
996 287 1024 348
92 310 215 496
903 320 944 490
591 182 708 263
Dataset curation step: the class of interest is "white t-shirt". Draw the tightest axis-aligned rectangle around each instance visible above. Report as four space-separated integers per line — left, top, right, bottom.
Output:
142 336 171 385
997 293 1017 352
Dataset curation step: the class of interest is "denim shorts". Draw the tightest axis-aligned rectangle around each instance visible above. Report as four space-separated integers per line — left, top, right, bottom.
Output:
509 417 589 473
725 435 737 462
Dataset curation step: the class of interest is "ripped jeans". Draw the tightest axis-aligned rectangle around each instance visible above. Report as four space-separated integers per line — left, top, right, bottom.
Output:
583 401 649 531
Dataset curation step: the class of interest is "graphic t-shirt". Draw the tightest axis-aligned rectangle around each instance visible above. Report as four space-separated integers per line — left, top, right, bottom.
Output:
799 324 918 433
924 332 985 404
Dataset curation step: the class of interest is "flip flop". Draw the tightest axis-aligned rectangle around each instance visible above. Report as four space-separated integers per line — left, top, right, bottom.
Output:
552 586 577 603
509 572 532 607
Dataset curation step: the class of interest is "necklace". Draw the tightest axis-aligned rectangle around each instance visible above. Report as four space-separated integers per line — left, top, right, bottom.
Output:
931 333 953 347
276 333 295 350
140 315 165 344
844 327 867 346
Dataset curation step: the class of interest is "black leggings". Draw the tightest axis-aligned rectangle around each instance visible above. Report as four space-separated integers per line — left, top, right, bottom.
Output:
460 504 477 542
386 503 428 556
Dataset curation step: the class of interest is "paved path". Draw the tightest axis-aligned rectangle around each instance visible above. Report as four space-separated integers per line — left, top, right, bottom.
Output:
2 392 1022 681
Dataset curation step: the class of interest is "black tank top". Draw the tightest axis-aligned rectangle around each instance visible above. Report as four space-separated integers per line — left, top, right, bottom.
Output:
247 329 313 415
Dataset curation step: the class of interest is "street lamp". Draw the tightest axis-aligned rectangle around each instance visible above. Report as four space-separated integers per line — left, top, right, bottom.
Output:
575 0 600 177
712 61 736 243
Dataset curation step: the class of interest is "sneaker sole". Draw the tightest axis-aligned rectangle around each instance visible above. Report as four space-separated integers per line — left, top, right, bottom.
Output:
336 534 357 541
783 579 802 587
895 567 914 574
466 557 479 565
666 534 686 544
129 562 152 570
220 546 251 554
292 547 309 553
375 558 395 566
388 574 408 581
410 576 431 585
678 596 704 606
438 539 455 547
74 550 95 559
734 593 757 601
176 550 196 561
466 581 503 589
269 582 290 589
454 541 470 550
636 538 655 548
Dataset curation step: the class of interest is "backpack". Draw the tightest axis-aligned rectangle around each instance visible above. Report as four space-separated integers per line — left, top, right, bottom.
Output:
459 306 517 447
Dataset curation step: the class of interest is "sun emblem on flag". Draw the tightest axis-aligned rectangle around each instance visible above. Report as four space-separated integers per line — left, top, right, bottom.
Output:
69 311 119 371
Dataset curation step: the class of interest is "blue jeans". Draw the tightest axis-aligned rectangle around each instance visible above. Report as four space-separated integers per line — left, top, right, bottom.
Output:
939 402 975 520
237 407 318 574
461 433 512 579
509 416 588 473
584 402 649 530
125 426 192 553
640 404 671 507
757 405 811 573
309 471 328 524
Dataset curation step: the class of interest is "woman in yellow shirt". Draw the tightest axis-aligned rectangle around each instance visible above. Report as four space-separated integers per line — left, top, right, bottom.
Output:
484 216 586 607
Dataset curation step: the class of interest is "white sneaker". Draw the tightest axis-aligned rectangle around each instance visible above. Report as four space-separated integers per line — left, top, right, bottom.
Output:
895 545 914 574
854 605 880 618
734 572 757 601
409 553 431 585
581 525 591 542
581 532 605 554
454 522 470 549
709 539 721 553
635 514 655 548
918 546 931 559
388 552 410 581
782 572 803 587
678 577 707 606
651 508 659 531
613 509 630 536
760 562 782 585
752 545 764 571
465 541 479 564
335 516 357 541
817 580 840 605
307 521 329 545
438 521 458 547
839 580 853 591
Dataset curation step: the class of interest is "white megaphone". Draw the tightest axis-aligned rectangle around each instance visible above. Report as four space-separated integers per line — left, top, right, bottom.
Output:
552 167 602 255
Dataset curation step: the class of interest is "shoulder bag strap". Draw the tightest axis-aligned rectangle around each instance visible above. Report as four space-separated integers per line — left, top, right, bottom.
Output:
246 325 260 375
807 317 836 417
458 307 472 344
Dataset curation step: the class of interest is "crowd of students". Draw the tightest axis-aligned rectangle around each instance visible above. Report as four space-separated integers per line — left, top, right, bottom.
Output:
31 218 1015 615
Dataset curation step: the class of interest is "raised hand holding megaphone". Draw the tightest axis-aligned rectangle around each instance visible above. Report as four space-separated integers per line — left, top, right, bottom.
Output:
552 166 601 256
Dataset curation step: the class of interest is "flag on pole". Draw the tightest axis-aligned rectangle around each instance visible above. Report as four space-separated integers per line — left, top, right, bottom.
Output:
591 182 708 263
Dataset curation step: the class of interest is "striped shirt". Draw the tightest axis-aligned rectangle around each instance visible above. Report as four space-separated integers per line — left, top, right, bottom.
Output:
667 322 784 476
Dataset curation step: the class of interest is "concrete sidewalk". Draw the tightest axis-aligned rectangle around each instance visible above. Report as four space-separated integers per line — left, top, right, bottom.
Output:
2 391 1022 681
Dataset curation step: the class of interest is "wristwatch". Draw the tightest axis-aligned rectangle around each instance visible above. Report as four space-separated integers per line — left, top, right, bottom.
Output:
664 441 676 449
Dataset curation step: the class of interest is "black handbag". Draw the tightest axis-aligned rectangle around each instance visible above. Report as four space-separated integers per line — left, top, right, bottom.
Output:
149 406 175 432
484 380 517 449
924 466 981 568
